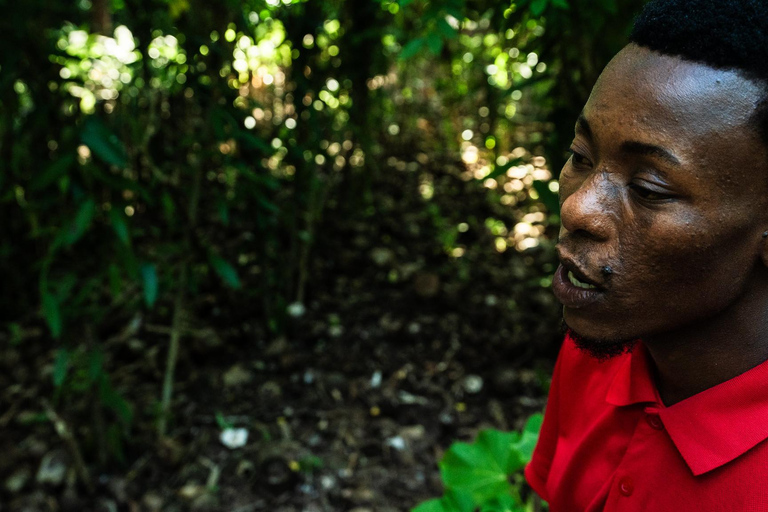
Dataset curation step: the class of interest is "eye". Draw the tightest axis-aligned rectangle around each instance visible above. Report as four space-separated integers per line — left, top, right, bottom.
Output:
567 148 592 169
629 182 673 202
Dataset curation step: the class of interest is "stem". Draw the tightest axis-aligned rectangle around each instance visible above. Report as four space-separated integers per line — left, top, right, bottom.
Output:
157 262 187 437
157 165 202 437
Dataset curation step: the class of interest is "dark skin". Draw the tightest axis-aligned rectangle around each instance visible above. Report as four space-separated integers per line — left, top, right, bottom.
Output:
552 44 768 406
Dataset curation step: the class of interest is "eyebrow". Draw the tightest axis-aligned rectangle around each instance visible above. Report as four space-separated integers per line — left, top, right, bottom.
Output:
576 113 681 167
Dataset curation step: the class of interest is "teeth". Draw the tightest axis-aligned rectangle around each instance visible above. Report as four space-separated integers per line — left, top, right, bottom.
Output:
568 270 596 290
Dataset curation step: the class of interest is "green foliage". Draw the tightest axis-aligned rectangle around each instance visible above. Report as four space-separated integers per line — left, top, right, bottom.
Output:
413 414 545 512
1 0 638 469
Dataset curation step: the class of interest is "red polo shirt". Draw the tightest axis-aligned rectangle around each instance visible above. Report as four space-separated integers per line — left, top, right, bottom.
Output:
525 334 768 511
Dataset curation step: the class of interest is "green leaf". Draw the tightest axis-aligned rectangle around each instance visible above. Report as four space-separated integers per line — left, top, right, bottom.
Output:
412 490 475 512
440 431 514 503
42 292 62 338
53 348 69 388
510 413 544 465
209 253 242 289
141 263 158 308
530 0 549 17
480 494 525 512
437 18 459 40
532 180 560 215
426 32 444 55
64 199 96 246
81 117 128 168
109 208 131 246
100 378 133 425
400 38 425 60
550 0 569 9
29 155 75 192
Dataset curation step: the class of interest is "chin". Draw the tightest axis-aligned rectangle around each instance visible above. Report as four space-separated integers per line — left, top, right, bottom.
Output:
562 314 639 362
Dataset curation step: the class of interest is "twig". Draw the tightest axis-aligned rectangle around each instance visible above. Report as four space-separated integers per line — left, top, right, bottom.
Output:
158 163 202 437
41 399 95 494
157 263 187 437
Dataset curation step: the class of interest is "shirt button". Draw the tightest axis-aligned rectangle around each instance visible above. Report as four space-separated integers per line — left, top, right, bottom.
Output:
646 413 664 430
619 476 634 496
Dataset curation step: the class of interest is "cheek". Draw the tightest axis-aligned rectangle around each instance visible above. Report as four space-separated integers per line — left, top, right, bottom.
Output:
617 212 758 307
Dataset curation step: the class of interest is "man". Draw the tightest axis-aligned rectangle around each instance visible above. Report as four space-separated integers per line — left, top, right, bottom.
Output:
525 0 768 509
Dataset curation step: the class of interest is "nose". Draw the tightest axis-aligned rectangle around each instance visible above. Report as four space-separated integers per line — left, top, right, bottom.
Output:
559 172 617 241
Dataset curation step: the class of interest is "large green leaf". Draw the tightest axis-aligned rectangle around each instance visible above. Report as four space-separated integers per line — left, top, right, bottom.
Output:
81 117 128 168
412 490 475 512
400 38 425 60
530 0 550 16
426 32 444 55
509 413 544 467
480 493 525 512
440 430 516 503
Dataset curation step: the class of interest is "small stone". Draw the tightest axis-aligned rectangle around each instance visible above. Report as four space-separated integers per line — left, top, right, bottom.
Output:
370 248 395 266
265 337 289 357
142 492 164 512
5 468 30 493
223 364 253 388
178 482 205 501
370 370 382 389
385 436 406 451
286 302 306 318
190 493 219 511
320 474 336 490
463 375 484 394
36 450 68 486
219 428 249 449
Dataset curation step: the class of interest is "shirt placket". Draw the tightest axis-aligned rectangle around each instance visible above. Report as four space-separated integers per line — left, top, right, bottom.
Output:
602 405 666 511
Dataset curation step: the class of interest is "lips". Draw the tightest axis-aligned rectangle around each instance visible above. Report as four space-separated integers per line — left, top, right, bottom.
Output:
552 258 606 308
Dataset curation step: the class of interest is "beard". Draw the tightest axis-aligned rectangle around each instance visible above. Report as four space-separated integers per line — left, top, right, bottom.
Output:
562 320 638 362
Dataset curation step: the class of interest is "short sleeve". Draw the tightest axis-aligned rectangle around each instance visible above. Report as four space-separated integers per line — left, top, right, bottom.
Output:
524 337 567 501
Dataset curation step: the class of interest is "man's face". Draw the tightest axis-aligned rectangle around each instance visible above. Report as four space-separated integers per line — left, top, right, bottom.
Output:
552 44 768 346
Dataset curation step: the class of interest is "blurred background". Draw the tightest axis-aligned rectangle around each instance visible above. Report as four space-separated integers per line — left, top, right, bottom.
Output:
1 0 643 510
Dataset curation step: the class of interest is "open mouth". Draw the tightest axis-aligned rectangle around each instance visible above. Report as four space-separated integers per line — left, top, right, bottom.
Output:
552 262 604 309
567 269 597 290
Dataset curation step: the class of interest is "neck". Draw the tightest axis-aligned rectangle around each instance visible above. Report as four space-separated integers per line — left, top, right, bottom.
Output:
644 286 768 406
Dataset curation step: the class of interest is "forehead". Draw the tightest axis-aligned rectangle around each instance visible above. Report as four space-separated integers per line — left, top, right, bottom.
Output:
580 44 768 195
584 44 764 149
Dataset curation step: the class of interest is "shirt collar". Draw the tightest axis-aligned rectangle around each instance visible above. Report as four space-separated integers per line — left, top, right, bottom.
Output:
605 341 768 476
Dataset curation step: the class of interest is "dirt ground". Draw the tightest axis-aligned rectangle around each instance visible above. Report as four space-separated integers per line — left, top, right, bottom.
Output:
0 153 561 511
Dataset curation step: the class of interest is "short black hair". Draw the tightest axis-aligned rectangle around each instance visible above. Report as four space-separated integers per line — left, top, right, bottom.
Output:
630 0 768 146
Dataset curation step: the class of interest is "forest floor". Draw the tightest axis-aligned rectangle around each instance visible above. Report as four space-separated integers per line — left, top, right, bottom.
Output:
0 151 561 511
